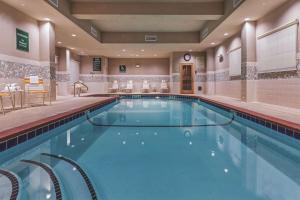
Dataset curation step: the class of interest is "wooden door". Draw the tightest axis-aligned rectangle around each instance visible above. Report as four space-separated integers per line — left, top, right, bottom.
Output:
180 64 194 94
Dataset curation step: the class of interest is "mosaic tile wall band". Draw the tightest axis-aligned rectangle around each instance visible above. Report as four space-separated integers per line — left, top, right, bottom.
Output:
242 62 257 80
0 59 50 79
56 72 70 82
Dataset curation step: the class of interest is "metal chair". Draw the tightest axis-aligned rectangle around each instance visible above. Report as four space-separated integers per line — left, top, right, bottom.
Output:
0 83 14 115
24 76 49 105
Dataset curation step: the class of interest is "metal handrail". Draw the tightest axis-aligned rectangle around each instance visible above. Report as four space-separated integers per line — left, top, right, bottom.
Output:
73 81 89 97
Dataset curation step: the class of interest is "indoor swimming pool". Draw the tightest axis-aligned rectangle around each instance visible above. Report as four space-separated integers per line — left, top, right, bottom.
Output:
1 97 300 200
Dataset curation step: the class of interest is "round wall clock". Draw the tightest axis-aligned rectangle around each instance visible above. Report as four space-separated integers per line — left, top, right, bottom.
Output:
183 53 192 61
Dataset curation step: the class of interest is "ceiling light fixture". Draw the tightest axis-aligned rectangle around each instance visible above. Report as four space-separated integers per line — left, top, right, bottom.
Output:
71 34 77 37
57 41 62 44
224 33 229 36
211 42 216 45
244 17 251 22
43 18 51 21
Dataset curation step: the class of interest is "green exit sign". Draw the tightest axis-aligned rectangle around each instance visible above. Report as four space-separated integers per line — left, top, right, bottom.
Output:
16 28 29 52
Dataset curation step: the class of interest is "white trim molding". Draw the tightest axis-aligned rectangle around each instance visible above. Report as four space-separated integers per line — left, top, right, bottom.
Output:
257 19 299 39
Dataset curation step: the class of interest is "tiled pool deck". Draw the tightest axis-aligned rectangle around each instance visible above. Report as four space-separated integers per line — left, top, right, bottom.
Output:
0 96 116 139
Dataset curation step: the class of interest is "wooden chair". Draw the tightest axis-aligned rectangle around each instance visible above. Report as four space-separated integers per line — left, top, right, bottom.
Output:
24 76 49 105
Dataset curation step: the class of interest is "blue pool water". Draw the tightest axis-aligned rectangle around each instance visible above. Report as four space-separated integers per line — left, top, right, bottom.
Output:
1 98 300 200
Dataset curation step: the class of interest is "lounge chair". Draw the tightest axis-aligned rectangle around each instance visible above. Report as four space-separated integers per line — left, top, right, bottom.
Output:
125 80 133 93
141 80 150 93
109 80 119 93
24 76 49 105
160 80 169 93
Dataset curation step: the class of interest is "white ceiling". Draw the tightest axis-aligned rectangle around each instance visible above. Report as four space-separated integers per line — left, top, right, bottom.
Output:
71 0 223 2
2 0 289 58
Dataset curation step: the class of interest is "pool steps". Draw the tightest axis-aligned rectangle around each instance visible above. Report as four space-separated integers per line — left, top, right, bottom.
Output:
0 154 98 200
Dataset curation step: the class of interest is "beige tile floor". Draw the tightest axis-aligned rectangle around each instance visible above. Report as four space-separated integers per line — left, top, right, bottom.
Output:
0 96 112 132
202 95 300 125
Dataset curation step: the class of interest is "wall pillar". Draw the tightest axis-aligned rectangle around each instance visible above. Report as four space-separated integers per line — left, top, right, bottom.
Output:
56 47 71 96
205 48 216 95
39 21 56 101
241 21 257 102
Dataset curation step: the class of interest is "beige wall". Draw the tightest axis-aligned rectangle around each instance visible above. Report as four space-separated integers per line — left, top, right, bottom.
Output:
214 33 241 70
80 56 108 74
171 52 204 73
256 0 300 53
0 1 40 60
211 34 242 99
108 58 169 75
253 0 300 108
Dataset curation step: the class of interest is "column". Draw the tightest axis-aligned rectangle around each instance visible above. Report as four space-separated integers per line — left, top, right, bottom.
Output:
205 48 216 95
241 21 257 102
39 21 56 101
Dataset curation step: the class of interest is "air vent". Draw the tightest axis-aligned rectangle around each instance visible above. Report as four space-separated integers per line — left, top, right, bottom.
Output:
91 26 98 38
232 0 243 8
201 28 209 39
145 35 158 42
48 0 58 8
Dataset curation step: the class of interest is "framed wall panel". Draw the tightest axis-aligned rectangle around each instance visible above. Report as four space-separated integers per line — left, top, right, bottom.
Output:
257 21 298 73
229 47 241 76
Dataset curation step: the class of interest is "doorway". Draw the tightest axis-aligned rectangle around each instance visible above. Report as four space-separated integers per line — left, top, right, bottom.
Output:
180 64 194 94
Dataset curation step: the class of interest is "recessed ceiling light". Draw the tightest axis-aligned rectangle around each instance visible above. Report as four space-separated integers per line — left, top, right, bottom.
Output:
57 41 62 44
122 49 126 52
244 17 251 22
43 18 51 21
224 33 229 36
71 34 77 37
211 42 216 45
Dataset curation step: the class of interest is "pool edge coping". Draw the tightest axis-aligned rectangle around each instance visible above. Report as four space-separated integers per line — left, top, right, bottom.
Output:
0 97 117 151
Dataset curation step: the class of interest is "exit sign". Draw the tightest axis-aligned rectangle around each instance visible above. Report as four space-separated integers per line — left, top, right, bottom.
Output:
16 28 29 52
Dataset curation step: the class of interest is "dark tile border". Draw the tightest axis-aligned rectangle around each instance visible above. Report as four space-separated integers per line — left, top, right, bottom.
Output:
0 97 117 152
1 94 300 152
87 94 300 140
0 169 19 200
195 96 300 140
21 160 62 200
41 153 97 200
